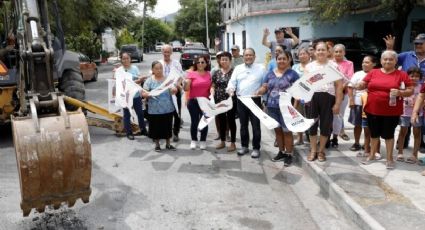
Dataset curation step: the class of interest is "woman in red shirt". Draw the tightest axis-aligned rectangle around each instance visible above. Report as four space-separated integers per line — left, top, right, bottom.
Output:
356 50 414 169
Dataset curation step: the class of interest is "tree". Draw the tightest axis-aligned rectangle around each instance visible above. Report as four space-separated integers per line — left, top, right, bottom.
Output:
66 31 102 59
308 0 420 50
174 0 221 47
127 16 173 50
115 28 137 49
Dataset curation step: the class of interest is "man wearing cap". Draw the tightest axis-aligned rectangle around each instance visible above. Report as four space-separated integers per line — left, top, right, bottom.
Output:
262 27 299 59
226 48 266 158
231 45 244 68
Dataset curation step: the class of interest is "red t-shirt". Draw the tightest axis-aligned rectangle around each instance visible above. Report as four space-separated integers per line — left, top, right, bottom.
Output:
363 69 412 116
187 71 212 99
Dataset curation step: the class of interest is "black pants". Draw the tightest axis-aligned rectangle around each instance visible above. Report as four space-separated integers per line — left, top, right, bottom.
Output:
217 97 237 142
172 91 182 136
187 98 208 141
237 97 261 150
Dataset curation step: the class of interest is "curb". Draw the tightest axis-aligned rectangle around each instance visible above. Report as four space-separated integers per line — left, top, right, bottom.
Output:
294 149 385 230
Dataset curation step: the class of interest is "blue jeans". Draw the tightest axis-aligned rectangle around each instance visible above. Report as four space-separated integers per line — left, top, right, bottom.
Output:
187 98 208 141
237 97 261 150
123 97 147 135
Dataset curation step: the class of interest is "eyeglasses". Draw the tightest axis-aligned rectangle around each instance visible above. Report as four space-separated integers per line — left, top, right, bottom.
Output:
196 61 206 64
414 42 424 46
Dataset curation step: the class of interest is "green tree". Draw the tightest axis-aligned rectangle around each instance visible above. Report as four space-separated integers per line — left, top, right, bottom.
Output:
66 31 102 59
308 0 420 50
174 0 221 47
127 16 173 50
115 28 137 49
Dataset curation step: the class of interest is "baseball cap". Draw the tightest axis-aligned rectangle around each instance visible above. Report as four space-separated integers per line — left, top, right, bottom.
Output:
413 33 425 44
274 27 284 33
231 45 240 50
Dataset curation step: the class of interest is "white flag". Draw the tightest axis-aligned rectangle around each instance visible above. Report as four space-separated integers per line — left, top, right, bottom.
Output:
238 96 279 130
287 65 344 102
107 79 122 114
114 70 134 108
279 92 316 132
148 70 180 97
197 97 233 118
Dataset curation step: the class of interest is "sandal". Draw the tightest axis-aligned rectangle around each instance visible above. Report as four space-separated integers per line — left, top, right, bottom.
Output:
339 133 350 141
396 154 405 162
356 151 369 157
375 153 382 160
361 157 376 165
405 156 417 164
307 152 317 161
386 161 395 169
317 152 326 162
418 157 425 166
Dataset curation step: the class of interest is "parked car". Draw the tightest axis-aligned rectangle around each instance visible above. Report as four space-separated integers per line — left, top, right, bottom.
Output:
120 44 143 62
78 53 98 82
183 42 205 49
180 46 210 70
170 40 183 52
293 37 384 70
155 42 166 52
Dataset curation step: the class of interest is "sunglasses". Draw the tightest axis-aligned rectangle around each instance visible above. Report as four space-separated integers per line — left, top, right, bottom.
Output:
414 42 424 45
196 61 206 64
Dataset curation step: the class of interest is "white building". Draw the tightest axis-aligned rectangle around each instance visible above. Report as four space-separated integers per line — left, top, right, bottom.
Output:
102 28 117 53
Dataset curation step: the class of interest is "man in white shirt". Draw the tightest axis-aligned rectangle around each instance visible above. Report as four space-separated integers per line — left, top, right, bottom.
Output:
227 48 266 158
159 45 184 142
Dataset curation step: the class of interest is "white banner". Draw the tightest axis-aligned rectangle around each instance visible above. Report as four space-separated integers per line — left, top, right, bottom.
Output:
197 97 233 118
287 65 344 102
197 115 214 131
107 79 122 114
279 92 316 132
148 70 180 97
238 96 279 130
114 70 134 108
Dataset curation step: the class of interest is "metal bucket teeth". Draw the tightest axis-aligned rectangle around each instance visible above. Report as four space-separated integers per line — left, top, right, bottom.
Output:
12 111 92 216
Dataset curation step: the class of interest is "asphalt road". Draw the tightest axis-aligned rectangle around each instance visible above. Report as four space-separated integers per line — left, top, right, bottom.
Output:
0 52 358 230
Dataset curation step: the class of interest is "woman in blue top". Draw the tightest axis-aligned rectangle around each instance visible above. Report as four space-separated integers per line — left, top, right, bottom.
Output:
116 52 147 140
257 51 299 166
142 61 178 152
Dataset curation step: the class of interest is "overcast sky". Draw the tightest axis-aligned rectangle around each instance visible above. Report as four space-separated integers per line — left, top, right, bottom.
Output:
137 0 181 18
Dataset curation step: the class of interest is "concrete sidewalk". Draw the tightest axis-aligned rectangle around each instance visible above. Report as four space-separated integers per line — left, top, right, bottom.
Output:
260 123 425 230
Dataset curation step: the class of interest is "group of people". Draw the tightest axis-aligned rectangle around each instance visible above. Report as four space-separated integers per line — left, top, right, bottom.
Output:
115 29 425 175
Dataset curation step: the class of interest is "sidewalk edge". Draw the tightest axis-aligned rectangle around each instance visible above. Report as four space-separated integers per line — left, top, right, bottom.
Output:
294 149 385 230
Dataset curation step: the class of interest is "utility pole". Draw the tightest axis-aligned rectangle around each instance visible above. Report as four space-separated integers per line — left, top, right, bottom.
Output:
205 0 209 48
141 0 148 52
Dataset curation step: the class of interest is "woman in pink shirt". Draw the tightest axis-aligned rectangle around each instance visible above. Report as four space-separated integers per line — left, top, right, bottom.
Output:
184 55 212 150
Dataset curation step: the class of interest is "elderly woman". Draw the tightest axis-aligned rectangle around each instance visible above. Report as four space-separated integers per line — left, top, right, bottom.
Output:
142 61 178 152
116 52 148 140
330 44 354 147
305 41 343 162
356 50 413 169
257 51 299 166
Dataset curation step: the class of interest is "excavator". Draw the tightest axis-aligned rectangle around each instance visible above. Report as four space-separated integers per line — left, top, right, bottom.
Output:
0 0 133 216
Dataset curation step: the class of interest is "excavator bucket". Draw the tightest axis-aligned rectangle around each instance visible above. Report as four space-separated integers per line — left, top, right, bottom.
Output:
11 100 92 217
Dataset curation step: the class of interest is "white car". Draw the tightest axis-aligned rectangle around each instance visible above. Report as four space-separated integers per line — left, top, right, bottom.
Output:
155 42 165 52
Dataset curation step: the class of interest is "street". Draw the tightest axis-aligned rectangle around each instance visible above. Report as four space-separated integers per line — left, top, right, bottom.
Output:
0 53 358 230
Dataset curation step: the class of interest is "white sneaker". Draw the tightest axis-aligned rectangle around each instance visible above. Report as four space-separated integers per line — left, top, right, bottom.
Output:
190 141 197 150
251 149 260 158
200 141 207 150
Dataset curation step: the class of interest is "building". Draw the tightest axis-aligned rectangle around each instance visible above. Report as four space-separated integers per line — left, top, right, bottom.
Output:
219 0 425 63
102 28 117 54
